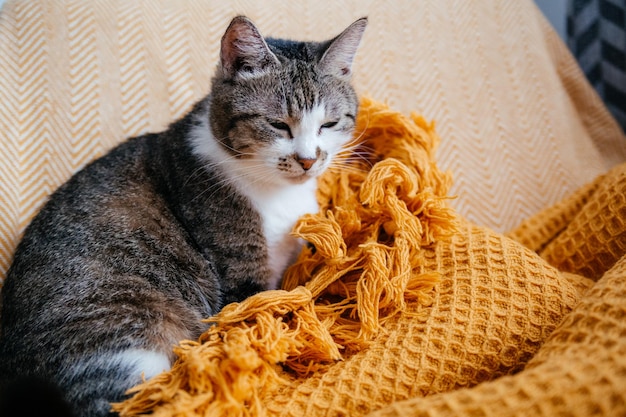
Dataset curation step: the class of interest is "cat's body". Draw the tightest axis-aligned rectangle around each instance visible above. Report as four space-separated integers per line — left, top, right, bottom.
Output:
0 16 366 417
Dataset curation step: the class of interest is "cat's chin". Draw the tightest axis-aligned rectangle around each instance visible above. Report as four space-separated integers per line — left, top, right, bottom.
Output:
280 172 319 186
284 174 314 185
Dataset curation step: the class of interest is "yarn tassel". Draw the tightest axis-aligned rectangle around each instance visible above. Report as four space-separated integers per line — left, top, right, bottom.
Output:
114 97 458 417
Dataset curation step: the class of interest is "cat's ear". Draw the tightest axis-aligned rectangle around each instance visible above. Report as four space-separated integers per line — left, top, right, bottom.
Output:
319 17 368 79
220 16 280 79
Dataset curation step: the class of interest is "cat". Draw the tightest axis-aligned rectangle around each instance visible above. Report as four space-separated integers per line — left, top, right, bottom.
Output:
0 15 367 417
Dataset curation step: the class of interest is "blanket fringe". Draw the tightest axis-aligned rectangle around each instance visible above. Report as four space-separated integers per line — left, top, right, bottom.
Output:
114 97 458 417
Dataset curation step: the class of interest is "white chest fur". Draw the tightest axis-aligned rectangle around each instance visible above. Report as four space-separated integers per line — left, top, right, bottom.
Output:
238 180 318 289
191 116 320 289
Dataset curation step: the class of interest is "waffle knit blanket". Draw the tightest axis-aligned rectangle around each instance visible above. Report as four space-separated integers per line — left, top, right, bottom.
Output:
113 98 626 416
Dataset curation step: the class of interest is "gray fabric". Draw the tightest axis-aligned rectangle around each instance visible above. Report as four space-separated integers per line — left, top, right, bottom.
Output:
568 0 626 132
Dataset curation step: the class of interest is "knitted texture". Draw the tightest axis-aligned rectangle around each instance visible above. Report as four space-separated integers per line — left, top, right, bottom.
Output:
263 223 589 417
368 198 626 417
506 180 598 253
114 100 589 417
509 163 626 280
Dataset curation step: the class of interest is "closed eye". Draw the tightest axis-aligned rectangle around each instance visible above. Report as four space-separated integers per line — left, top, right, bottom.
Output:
321 121 338 129
268 120 293 138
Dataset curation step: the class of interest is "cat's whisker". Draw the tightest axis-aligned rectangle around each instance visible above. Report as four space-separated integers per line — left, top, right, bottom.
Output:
201 132 260 160
189 168 263 197
191 164 276 204
199 157 262 174
334 157 362 169
336 147 373 160
196 169 273 207
344 142 376 156
184 154 264 188
339 133 374 153
327 162 370 177
333 151 374 170
343 131 367 150
343 143 375 159
183 164 215 188
183 144 255 181
353 113 372 140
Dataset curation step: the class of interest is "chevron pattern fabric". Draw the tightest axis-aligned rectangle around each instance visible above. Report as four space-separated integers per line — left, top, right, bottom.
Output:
1 2 626 416
567 0 626 131
0 0 625 280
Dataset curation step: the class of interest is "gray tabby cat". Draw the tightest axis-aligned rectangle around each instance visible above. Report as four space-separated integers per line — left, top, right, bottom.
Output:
0 16 367 417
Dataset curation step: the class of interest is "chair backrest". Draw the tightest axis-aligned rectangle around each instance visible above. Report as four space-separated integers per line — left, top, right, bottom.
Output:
1 0 624 278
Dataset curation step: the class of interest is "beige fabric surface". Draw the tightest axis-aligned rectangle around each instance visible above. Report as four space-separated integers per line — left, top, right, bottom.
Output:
1 0 626 278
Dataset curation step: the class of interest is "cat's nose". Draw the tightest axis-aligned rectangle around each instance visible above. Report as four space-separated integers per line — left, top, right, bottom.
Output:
296 157 317 171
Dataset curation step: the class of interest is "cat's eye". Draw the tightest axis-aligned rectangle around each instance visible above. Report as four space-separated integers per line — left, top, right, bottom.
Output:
270 121 290 131
269 120 293 137
321 121 338 129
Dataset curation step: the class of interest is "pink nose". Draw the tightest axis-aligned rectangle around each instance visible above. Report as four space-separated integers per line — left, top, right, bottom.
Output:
297 157 316 171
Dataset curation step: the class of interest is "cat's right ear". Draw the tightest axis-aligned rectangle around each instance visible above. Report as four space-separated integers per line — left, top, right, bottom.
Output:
319 17 368 79
219 16 280 79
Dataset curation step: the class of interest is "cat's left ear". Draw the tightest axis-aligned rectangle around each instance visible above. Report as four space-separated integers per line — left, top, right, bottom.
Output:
319 17 368 79
220 16 280 79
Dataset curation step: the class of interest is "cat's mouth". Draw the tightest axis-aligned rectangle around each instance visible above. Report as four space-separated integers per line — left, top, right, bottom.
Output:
276 154 326 184
284 171 316 184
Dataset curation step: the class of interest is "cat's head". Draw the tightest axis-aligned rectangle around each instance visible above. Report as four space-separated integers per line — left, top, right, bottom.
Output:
206 16 367 186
